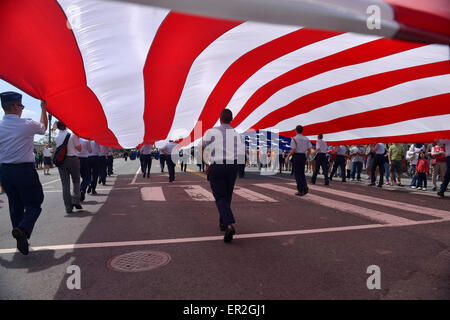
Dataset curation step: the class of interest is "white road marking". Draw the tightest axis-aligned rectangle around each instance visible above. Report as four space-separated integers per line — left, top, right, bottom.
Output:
130 166 141 185
293 183 450 219
182 185 215 201
0 219 447 255
41 179 61 186
255 183 413 225
141 187 166 201
234 187 278 202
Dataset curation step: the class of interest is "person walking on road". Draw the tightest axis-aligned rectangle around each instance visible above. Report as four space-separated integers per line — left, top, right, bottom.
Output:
311 134 329 185
140 142 153 178
285 125 312 196
161 140 178 182
77 138 92 202
0 92 48 255
202 109 245 243
87 140 100 195
55 121 83 213
330 145 347 182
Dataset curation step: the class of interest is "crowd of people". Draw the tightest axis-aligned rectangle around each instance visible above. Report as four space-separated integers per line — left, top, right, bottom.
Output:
279 138 447 191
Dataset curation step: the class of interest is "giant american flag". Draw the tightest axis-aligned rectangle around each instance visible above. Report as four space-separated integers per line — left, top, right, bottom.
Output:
1 0 449 148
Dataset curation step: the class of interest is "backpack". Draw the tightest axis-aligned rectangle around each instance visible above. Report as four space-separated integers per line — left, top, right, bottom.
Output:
53 133 71 167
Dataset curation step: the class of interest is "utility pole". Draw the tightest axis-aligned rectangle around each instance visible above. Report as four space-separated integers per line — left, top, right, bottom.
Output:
48 114 52 146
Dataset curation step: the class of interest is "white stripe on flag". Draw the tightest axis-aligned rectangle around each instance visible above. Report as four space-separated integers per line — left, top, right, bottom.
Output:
58 0 170 147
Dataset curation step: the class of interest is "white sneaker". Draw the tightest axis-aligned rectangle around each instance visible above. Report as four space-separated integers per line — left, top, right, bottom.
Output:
410 186 416 189
422 187 427 191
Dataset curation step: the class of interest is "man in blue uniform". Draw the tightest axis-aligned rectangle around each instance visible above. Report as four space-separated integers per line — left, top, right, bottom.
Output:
0 92 48 255
202 109 245 243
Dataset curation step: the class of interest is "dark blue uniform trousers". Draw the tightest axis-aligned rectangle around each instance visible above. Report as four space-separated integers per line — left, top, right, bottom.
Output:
166 156 175 182
292 153 308 193
79 157 91 192
98 156 107 184
0 163 44 238
311 153 329 184
371 154 385 186
88 155 99 191
439 156 450 193
330 154 346 181
141 154 152 176
209 163 238 226
107 155 113 175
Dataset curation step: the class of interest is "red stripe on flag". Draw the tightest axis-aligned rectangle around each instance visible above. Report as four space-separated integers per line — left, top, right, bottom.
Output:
142 12 241 144
250 61 450 131
231 38 424 129
0 0 120 147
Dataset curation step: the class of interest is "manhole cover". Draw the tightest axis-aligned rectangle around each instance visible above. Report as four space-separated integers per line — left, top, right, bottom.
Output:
107 250 171 272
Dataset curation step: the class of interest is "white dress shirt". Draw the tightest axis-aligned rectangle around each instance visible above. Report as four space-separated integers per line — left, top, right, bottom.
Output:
315 139 327 154
140 144 152 155
373 143 386 155
88 141 99 156
77 138 91 158
55 130 81 156
290 134 312 154
0 114 46 163
202 124 245 163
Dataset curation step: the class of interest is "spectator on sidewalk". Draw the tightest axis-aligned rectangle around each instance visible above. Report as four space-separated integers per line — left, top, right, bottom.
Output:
416 152 429 191
437 138 450 198
388 143 404 186
431 140 446 192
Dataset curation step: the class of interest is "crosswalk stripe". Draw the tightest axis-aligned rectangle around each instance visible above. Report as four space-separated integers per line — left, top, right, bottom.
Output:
141 187 166 201
234 187 279 202
291 183 450 219
255 183 414 225
182 185 215 201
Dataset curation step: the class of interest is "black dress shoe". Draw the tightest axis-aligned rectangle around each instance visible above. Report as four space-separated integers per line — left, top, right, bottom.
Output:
91 190 97 195
73 204 83 210
437 191 444 198
295 192 304 196
143 173 146 178
87 186 91 194
80 191 85 202
368 183 375 186
377 185 382 188
220 224 227 231
224 225 235 243
12 228 29 255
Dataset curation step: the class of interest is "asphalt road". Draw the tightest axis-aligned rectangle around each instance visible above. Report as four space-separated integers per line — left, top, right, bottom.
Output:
0 158 449 300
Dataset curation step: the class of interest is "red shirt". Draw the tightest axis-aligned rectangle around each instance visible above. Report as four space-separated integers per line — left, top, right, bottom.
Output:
432 145 446 162
416 158 429 173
